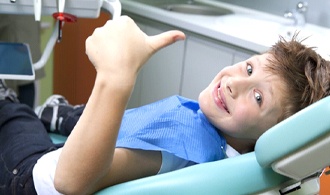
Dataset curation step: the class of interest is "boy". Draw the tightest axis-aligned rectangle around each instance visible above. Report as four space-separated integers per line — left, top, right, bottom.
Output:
0 16 329 194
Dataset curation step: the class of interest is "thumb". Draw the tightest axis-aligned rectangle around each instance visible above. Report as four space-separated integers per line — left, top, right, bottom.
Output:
147 30 186 53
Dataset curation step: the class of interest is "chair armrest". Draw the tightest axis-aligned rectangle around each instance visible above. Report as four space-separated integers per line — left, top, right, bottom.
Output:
96 153 290 195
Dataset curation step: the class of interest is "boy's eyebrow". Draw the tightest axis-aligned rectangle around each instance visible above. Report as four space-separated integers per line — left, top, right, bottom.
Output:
264 71 276 107
254 55 261 67
268 83 274 97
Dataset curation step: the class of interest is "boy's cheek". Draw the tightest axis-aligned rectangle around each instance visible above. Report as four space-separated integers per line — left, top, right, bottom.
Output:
232 107 256 129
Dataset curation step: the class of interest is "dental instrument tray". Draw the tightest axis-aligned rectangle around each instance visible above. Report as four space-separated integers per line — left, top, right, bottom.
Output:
0 0 121 71
0 42 35 80
0 0 103 19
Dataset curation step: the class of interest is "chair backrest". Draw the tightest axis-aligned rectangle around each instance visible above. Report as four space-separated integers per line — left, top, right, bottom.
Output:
255 96 330 180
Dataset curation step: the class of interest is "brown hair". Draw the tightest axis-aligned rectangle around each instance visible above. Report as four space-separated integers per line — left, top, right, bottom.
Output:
266 34 330 122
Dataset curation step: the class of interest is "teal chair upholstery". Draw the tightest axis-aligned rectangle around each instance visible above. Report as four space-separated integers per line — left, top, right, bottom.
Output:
49 133 67 144
49 96 330 194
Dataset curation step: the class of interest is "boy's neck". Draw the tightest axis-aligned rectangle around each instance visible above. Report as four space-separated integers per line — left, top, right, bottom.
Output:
222 134 255 154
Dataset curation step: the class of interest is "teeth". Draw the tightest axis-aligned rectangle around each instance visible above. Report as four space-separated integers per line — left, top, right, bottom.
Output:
218 87 229 113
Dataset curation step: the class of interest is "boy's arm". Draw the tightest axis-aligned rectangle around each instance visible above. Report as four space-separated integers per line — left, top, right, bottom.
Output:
54 16 185 195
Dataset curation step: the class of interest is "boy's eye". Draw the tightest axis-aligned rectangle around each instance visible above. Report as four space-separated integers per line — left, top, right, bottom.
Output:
254 92 263 105
246 64 253 76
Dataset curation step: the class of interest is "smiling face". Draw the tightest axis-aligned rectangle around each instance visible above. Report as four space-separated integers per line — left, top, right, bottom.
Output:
199 53 286 142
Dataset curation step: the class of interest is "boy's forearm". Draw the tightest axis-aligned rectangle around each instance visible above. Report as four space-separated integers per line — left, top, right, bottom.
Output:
54 74 135 194
53 16 185 194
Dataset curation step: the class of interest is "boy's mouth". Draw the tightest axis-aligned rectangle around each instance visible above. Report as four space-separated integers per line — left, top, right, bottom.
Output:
217 85 230 114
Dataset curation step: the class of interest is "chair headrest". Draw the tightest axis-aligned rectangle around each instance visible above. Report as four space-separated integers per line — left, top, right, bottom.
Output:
255 96 330 179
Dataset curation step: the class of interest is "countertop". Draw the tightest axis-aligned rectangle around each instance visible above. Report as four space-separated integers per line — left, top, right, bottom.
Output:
121 0 330 60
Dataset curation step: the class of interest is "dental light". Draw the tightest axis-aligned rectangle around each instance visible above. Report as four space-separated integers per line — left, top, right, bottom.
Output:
0 0 122 70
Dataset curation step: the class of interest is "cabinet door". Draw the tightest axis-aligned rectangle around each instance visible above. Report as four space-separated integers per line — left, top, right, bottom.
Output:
233 50 255 64
181 36 234 100
138 25 185 106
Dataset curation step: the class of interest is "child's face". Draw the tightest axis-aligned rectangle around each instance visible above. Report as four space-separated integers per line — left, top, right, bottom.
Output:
199 53 286 140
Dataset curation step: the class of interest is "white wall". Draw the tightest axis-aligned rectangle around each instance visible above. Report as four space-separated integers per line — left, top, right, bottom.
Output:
216 0 330 28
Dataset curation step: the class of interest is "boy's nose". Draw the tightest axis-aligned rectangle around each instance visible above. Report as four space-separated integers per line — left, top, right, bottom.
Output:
226 77 249 98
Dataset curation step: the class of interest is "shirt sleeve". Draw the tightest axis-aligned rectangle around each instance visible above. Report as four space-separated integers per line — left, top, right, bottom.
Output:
33 148 63 195
158 151 196 174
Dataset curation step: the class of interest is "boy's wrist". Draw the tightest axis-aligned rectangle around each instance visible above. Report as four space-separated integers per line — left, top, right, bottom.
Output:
95 72 136 94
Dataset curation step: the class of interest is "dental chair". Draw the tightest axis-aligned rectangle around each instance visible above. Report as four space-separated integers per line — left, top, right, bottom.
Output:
49 96 330 195
4 0 328 193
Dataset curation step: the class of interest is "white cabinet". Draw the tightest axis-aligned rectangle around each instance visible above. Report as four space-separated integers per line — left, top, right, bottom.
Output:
180 35 234 100
233 50 254 64
180 36 255 100
127 21 185 108
126 14 256 107
140 25 185 106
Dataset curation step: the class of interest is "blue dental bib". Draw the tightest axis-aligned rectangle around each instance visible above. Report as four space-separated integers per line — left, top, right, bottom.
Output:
116 96 227 163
